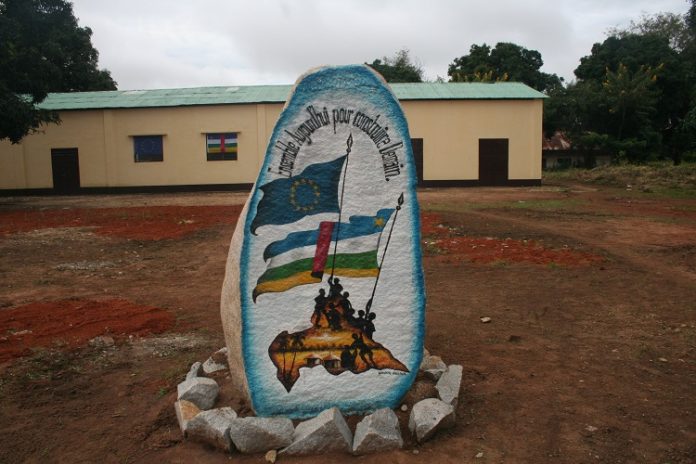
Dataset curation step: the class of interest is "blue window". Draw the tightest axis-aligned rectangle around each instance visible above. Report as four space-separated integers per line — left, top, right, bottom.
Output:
133 135 163 162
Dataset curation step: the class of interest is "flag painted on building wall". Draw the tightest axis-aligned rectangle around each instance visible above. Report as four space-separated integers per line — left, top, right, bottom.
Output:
207 133 238 154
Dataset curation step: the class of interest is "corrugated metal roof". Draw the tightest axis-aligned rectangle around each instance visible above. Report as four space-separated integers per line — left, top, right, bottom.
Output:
38 82 545 111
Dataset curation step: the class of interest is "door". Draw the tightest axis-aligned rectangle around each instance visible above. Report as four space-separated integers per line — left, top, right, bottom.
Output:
51 148 80 193
411 138 423 187
479 139 508 185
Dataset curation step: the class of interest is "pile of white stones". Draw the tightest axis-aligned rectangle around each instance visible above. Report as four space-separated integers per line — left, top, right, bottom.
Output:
175 347 463 457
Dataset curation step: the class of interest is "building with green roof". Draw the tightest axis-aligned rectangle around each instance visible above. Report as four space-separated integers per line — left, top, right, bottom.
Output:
1 82 545 193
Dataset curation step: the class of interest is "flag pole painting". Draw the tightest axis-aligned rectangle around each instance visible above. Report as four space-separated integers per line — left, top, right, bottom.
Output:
220 65 425 419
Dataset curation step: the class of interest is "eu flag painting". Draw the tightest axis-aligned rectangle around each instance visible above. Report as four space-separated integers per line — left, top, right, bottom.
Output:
250 155 346 234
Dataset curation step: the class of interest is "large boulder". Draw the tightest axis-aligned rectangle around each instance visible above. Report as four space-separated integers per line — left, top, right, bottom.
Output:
220 64 425 418
174 399 200 435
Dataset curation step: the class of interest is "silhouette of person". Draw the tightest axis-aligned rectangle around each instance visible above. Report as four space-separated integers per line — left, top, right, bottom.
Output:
340 345 356 370
327 303 342 331
350 333 375 367
363 312 376 339
328 277 343 299
313 289 327 327
341 291 355 323
353 309 366 331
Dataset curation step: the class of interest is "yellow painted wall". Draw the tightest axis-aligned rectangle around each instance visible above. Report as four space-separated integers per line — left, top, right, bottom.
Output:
403 99 542 181
0 99 541 190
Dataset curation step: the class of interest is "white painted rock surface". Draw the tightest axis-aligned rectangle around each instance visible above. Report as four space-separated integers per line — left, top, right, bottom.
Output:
177 377 219 410
174 399 201 435
221 64 425 418
436 364 463 406
420 354 447 380
352 407 403 455
281 407 353 455
186 407 237 452
408 398 456 443
228 416 294 454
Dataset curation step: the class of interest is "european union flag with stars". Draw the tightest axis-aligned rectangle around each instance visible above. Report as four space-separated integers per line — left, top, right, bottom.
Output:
250 156 346 234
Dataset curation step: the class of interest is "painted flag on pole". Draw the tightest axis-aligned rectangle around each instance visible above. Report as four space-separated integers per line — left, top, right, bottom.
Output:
252 209 395 300
250 156 346 234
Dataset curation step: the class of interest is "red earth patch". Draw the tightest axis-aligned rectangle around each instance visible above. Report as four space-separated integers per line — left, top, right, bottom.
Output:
421 212 604 266
0 205 242 240
0 299 175 362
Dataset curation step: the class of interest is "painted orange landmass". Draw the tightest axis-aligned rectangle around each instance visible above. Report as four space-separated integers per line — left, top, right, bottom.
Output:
268 294 408 392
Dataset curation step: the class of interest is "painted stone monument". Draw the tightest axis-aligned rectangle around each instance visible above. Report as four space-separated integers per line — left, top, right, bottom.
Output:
221 64 425 418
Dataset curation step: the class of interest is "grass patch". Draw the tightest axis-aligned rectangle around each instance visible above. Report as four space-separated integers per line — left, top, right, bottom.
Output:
544 162 696 197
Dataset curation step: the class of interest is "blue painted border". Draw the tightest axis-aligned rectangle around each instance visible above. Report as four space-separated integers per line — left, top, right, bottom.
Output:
240 65 425 418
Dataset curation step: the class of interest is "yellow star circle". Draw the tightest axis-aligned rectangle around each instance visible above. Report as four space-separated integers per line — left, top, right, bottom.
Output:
289 178 321 212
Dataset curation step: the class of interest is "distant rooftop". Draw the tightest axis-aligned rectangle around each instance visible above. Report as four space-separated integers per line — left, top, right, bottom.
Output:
38 82 546 111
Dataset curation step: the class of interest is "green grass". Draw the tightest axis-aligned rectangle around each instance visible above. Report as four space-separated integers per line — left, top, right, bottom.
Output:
544 162 696 198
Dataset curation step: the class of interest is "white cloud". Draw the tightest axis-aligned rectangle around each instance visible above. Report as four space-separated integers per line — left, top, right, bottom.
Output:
71 0 691 89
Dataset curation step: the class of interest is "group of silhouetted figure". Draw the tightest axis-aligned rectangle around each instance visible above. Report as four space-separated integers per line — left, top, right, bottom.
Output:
312 277 377 338
309 277 378 370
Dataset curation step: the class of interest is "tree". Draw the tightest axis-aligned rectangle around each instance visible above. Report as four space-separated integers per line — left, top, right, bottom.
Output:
574 33 690 162
447 42 563 93
608 12 691 51
0 0 116 143
367 49 423 83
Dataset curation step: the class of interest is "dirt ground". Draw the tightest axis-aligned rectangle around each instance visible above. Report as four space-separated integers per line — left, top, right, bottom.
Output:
0 183 694 463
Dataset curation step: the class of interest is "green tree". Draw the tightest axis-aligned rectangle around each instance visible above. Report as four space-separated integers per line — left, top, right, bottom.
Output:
447 42 563 93
367 49 423 83
608 12 691 51
0 0 116 143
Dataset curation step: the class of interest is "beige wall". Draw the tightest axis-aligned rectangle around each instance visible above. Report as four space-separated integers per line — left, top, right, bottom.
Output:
0 99 541 190
403 99 542 181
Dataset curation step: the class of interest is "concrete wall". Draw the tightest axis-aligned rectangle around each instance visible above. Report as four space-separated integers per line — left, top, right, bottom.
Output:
0 99 541 190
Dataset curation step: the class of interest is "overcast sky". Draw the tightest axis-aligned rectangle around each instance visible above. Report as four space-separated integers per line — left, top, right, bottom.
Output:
70 0 691 90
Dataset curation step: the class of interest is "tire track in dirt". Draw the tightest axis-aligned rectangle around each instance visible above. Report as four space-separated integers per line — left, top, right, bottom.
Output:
464 209 696 286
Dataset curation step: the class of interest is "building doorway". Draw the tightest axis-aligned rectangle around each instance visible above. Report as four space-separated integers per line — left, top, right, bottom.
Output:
51 148 80 193
411 138 423 187
479 139 508 185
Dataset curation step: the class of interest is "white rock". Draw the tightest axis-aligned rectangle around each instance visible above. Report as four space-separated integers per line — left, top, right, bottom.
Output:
202 347 229 374
436 364 463 406
480 316 492 323
229 416 294 454
186 361 203 380
186 407 237 452
174 399 201 435
475 451 484 458
408 398 455 443
400 404 408 412
352 408 403 455
177 377 219 410
281 407 352 455
420 355 447 380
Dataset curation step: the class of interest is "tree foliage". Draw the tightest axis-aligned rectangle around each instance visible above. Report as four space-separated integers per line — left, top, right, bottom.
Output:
0 0 116 143
547 8 696 164
447 42 563 93
367 49 423 83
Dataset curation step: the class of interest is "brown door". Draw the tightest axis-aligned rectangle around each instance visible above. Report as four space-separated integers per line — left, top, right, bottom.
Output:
51 148 80 193
411 138 423 187
479 139 508 185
